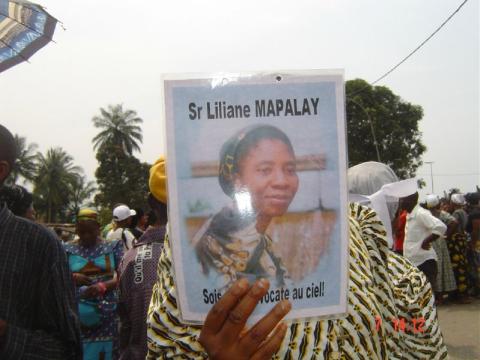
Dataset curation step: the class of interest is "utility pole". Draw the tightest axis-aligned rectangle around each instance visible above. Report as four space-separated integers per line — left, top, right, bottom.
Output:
425 161 434 193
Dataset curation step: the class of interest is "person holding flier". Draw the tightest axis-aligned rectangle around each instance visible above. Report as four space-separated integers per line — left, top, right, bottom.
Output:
147 161 448 359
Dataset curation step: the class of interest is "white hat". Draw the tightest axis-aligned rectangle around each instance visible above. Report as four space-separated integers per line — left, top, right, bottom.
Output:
425 194 440 209
112 205 136 222
451 193 466 206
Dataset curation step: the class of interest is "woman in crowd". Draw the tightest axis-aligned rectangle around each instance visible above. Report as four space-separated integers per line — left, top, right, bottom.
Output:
444 194 472 302
129 207 148 239
146 160 447 359
466 192 480 296
424 194 458 303
64 208 123 360
450 194 468 231
194 124 298 288
0 184 36 220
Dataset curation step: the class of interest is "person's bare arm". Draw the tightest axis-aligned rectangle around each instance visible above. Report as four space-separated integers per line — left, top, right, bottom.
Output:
421 234 440 250
81 272 118 298
104 271 118 292
72 272 91 286
445 219 458 239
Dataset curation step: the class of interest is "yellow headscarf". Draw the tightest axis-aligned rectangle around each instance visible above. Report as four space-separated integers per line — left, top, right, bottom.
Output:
149 156 167 204
76 208 99 223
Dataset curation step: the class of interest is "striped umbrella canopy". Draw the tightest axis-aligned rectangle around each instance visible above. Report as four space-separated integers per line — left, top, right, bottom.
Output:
0 0 57 73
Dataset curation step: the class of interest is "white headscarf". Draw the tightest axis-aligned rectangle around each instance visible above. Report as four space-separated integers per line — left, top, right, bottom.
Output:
451 193 466 206
425 194 440 209
348 162 417 248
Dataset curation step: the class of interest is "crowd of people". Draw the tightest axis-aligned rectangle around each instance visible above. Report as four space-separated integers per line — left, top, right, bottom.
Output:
393 191 480 304
1 123 480 359
0 125 169 359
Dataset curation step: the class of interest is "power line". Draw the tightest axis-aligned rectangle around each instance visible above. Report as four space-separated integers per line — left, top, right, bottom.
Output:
416 173 479 177
350 0 470 96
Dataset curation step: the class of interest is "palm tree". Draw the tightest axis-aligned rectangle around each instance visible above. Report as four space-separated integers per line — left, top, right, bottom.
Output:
92 104 143 155
33 147 82 222
7 134 38 185
68 175 97 217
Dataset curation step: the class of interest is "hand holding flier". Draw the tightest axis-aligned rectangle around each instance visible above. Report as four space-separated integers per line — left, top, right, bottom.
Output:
200 278 291 360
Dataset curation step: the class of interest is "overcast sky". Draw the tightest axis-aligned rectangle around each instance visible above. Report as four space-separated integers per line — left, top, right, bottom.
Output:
1 0 478 199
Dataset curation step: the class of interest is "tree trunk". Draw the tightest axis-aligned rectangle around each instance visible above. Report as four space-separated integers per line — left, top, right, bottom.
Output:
48 197 52 223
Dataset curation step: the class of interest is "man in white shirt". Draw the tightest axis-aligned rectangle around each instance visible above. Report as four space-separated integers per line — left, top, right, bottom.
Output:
106 205 137 251
400 192 447 288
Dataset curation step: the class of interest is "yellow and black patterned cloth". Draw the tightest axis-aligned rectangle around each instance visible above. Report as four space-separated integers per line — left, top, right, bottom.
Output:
146 203 448 359
194 205 289 289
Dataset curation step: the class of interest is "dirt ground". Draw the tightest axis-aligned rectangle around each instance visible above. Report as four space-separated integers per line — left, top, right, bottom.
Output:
437 297 480 359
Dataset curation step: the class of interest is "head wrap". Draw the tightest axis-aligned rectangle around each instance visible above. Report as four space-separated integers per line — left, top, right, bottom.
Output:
149 156 167 204
348 161 418 248
76 208 99 223
425 194 440 209
348 162 399 195
218 124 294 197
451 193 466 206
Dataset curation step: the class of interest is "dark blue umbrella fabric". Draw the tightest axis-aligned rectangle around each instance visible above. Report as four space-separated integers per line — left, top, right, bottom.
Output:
0 0 57 73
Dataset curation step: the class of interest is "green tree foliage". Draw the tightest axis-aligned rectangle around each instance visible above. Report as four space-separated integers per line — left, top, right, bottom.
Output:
68 175 97 217
94 144 150 211
346 79 426 178
33 147 83 223
6 136 95 223
92 104 143 155
7 134 38 185
92 104 149 212
417 178 427 189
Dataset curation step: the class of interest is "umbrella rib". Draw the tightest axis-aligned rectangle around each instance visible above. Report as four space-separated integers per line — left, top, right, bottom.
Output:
10 0 64 29
0 38 30 63
0 11 55 42
9 0 61 23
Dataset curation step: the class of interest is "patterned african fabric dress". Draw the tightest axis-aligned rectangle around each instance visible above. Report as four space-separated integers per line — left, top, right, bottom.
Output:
146 203 448 359
431 211 457 294
64 240 123 360
443 209 470 295
466 208 480 294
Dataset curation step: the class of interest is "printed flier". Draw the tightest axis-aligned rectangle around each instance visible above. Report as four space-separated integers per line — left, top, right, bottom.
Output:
164 71 349 323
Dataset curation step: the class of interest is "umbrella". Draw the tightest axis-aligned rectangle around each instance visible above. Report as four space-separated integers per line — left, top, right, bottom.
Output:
0 0 57 73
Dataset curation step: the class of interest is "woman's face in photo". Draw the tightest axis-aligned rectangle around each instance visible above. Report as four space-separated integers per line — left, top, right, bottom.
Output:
235 138 299 219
